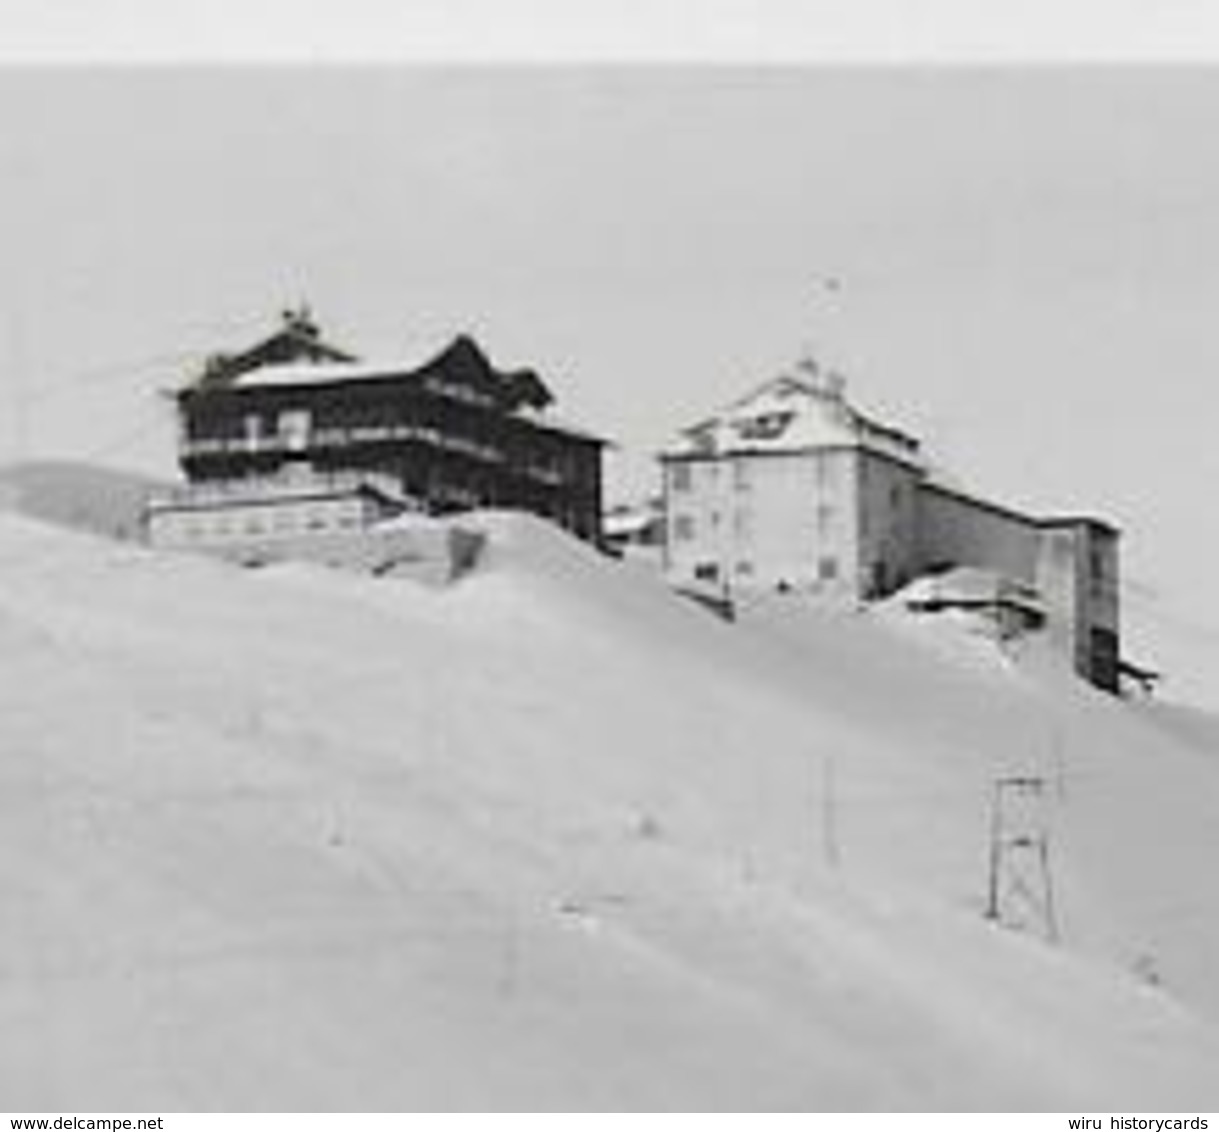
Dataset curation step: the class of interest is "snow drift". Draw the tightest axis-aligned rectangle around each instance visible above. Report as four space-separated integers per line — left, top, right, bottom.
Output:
1 508 1218 1110
0 459 165 543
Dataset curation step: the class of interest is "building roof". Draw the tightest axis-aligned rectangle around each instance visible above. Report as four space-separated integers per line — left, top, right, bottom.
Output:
1039 514 1121 537
194 308 357 389
188 321 552 406
179 314 606 443
662 360 924 469
921 475 1120 537
148 469 414 512
899 566 1046 615
212 358 410 388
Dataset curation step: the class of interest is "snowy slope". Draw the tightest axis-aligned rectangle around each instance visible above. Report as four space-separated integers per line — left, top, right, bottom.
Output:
2 510 1218 1111
0 459 166 542
1121 575 1219 713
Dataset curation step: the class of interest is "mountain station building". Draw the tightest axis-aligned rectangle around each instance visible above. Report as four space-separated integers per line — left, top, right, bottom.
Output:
660 358 1122 692
147 310 605 559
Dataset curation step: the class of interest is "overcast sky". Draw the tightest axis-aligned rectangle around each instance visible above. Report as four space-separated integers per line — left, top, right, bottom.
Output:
2 64 1219 697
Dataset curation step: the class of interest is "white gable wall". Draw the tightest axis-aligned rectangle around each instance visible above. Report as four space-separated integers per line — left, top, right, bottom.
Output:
664 448 860 596
739 450 859 596
663 456 731 589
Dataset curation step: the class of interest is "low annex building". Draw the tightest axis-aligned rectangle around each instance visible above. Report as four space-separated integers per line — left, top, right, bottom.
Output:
146 309 606 561
659 357 1122 692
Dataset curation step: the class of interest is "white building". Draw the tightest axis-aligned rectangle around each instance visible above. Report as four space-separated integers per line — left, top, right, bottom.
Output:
145 468 485 583
660 358 1121 692
145 469 409 563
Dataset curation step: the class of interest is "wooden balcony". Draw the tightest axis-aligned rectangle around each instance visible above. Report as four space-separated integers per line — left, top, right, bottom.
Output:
182 425 505 465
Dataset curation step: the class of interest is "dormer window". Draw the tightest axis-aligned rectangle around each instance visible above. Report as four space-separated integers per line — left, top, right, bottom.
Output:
735 411 794 441
684 424 717 454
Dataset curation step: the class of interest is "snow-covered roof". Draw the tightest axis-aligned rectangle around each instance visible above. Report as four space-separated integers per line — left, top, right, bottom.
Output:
184 329 610 440
514 403 607 444
227 359 417 388
663 366 923 468
896 566 1045 614
148 469 414 512
603 508 659 538
198 356 605 443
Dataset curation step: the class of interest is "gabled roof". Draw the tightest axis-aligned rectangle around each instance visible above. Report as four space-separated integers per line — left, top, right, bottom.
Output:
663 360 923 469
426 334 554 412
183 313 555 413
178 312 605 442
206 333 553 407
194 308 356 389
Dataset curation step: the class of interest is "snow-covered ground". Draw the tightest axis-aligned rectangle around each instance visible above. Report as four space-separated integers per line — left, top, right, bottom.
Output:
0 460 165 543
2 507 1218 1110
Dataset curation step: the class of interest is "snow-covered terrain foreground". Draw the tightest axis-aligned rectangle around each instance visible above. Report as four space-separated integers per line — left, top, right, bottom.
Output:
2 509 1218 1110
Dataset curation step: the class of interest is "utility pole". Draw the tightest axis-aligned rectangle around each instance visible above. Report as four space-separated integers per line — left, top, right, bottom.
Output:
985 775 1058 942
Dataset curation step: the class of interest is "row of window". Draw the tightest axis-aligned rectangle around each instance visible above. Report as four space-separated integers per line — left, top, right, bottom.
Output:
669 455 845 494
670 504 838 543
669 480 910 548
670 458 915 505
690 556 840 584
203 411 579 475
171 503 365 543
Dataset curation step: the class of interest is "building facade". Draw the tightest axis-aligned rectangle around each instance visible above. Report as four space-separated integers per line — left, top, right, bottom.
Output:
156 310 605 548
145 469 408 562
660 359 1121 692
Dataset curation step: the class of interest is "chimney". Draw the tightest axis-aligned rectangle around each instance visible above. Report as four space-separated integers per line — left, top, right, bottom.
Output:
794 353 846 401
822 370 847 401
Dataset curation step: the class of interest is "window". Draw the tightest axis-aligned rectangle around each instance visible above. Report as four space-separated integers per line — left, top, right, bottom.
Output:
671 463 692 492
733 459 751 491
673 514 696 541
870 561 889 597
278 409 312 452
736 560 754 577
1090 627 1119 691
735 411 794 441
816 454 835 490
818 556 839 582
817 504 835 536
694 562 720 583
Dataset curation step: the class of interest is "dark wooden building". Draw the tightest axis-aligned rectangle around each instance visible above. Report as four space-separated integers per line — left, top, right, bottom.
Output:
173 310 606 542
